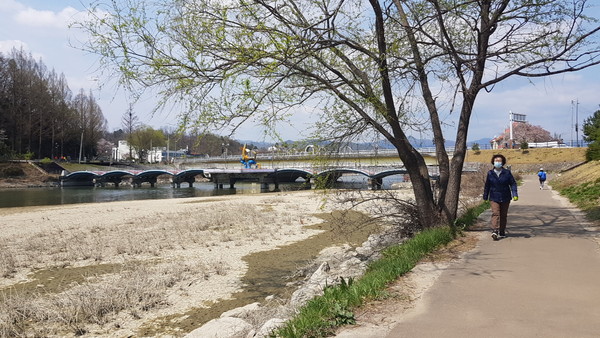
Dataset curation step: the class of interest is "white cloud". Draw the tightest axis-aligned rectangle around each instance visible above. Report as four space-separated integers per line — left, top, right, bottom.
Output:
15 6 80 29
0 39 46 60
0 0 24 12
0 39 28 53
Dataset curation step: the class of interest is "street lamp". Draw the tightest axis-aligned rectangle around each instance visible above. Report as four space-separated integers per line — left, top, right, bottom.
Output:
222 142 229 157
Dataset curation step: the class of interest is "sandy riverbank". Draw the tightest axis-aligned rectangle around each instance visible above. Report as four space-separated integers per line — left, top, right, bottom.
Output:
0 189 414 337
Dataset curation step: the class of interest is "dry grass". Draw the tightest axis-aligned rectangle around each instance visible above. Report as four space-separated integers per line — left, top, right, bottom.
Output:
0 193 324 337
0 162 56 188
0 203 282 274
466 148 586 164
0 263 197 337
550 160 600 189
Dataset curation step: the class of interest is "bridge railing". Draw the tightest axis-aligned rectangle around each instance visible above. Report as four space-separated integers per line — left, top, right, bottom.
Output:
177 146 457 164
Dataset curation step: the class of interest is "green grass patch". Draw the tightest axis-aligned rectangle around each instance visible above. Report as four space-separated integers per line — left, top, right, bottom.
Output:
454 201 490 231
275 202 489 337
59 162 113 172
557 178 600 222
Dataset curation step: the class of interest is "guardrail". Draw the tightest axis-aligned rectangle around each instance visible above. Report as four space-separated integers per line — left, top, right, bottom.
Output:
177 147 456 164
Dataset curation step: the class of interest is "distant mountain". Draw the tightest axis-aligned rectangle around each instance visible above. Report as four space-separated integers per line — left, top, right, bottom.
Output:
236 140 279 149
236 137 492 150
467 138 492 149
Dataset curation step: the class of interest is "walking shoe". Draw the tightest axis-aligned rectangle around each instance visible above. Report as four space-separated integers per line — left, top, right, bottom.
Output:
499 232 506 238
491 230 499 241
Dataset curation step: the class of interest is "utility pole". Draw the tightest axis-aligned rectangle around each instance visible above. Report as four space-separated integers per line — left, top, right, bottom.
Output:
78 130 84 164
576 99 580 147
570 101 574 147
509 111 514 148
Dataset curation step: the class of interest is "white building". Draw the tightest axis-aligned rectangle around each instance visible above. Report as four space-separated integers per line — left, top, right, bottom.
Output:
112 140 163 163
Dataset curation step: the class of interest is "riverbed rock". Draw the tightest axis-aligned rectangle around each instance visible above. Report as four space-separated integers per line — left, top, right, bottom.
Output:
220 302 261 319
191 225 409 337
185 317 253 338
250 318 287 338
290 261 330 307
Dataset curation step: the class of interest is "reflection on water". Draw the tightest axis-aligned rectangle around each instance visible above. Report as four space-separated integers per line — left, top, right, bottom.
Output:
0 175 405 208
0 183 265 208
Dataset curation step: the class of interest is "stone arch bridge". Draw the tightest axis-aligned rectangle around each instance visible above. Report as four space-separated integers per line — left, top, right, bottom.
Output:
59 167 431 190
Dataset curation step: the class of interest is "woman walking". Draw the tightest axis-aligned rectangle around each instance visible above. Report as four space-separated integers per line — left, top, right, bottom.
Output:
483 154 518 240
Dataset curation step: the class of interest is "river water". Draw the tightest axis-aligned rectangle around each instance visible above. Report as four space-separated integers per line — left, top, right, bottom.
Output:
0 183 276 208
0 175 404 208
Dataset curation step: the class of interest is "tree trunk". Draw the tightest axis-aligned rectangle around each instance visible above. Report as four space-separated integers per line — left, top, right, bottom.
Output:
389 137 441 228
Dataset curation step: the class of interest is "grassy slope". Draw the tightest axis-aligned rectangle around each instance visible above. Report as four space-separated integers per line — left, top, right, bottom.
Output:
466 148 587 165
551 160 600 221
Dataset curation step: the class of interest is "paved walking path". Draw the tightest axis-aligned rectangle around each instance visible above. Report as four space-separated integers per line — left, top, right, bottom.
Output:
337 175 600 338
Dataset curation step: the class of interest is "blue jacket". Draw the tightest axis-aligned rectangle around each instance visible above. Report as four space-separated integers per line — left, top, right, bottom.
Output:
483 168 518 203
538 171 547 180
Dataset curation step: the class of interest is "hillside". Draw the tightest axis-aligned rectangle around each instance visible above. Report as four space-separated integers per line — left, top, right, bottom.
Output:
466 148 586 173
550 160 600 221
551 160 600 188
0 162 58 188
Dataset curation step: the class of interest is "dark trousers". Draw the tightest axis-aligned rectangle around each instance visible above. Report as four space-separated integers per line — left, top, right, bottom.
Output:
490 200 511 234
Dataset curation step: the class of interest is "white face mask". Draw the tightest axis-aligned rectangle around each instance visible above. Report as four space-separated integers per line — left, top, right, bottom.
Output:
493 162 503 168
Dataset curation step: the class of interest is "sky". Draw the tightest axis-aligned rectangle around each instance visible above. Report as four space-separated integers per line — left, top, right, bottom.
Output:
1 0 599 145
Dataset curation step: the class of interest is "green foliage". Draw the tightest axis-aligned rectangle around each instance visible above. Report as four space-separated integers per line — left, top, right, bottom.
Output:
520 141 529 150
582 110 600 143
586 142 600 161
23 152 35 160
471 143 480 152
129 126 166 162
559 179 600 221
40 157 53 165
453 201 490 231
275 201 490 337
0 143 14 160
583 110 600 161
276 227 454 337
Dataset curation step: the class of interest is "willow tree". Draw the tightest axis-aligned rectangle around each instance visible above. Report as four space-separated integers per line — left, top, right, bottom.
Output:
77 0 600 227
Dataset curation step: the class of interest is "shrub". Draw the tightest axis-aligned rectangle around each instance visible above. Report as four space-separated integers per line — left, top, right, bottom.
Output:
585 142 600 161
0 166 25 178
23 152 35 160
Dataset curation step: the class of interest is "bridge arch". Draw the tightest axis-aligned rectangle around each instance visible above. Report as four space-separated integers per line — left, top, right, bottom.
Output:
371 169 409 180
61 171 98 186
172 169 206 188
267 168 313 183
315 168 372 178
313 168 372 187
132 170 175 187
94 170 135 187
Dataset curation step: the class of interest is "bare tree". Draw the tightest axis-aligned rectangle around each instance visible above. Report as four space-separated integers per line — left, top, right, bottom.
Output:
76 0 600 227
121 104 139 161
0 48 89 159
72 89 108 161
